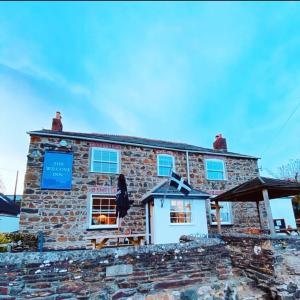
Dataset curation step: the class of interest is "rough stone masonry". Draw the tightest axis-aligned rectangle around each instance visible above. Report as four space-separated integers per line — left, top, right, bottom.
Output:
0 234 299 299
19 131 267 250
0 238 232 299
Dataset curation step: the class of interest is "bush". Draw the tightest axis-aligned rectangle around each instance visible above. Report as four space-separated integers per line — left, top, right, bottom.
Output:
0 233 11 244
0 232 37 252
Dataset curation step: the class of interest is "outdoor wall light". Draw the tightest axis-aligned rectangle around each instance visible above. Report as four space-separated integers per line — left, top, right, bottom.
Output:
59 140 68 147
29 149 42 159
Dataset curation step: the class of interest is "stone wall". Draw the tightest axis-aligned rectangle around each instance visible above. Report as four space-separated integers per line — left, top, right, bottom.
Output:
20 134 262 249
1 234 299 299
222 233 300 299
0 239 232 299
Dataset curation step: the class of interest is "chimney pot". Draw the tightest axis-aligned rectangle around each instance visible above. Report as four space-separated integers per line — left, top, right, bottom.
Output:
213 133 227 151
51 112 63 131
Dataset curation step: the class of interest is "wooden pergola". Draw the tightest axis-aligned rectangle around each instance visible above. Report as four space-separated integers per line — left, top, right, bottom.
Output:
211 176 300 235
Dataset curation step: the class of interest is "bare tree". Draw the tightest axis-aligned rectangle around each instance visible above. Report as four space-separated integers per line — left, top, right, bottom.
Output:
278 159 300 182
277 159 300 226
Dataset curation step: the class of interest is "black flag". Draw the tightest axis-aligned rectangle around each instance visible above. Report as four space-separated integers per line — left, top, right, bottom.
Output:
115 174 132 218
170 171 192 195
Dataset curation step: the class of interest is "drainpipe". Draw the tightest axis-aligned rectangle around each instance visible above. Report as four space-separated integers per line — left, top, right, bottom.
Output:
186 151 190 184
145 202 150 244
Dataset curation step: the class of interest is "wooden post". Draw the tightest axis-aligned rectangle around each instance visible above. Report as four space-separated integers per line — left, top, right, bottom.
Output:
215 201 222 234
262 189 275 235
145 202 150 245
256 201 263 230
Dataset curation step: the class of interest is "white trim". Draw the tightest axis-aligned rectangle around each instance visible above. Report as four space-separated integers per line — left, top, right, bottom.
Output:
29 131 258 159
145 202 150 244
88 194 119 229
157 154 175 177
152 193 207 197
90 147 120 174
205 158 227 181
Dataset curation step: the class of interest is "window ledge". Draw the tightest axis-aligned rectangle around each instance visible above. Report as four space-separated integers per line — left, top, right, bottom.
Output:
210 223 234 226
89 171 120 174
87 227 118 231
206 179 227 182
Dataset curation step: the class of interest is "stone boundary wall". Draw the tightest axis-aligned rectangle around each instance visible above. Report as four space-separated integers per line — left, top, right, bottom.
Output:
0 239 232 299
1 234 299 299
221 233 300 299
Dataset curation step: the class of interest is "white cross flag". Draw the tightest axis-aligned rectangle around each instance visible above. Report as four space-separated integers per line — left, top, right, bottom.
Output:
170 171 192 195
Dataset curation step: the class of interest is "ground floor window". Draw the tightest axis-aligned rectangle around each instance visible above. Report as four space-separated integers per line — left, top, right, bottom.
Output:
210 201 232 225
170 200 192 224
90 196 118 228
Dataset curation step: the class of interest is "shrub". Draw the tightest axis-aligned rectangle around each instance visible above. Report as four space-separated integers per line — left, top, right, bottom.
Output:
0 232 37 252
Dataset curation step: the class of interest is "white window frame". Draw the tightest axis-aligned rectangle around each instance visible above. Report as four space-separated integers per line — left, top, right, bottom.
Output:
88 194 119 229
169 199 193 225
90 147 120 174
157 154 175 177
210 201 233 225
205 158 226 181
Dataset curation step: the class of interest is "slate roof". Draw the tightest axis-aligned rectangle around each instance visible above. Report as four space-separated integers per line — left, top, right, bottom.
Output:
28 129 258 159
0 193 20 216
142 180 210 203
213 176 300 202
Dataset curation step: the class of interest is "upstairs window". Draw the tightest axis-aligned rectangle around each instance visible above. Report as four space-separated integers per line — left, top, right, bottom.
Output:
157 154 175 176
205 159 226 180
210 202 232 225
90 148 119 174
170 200 192 224
90 196 118 228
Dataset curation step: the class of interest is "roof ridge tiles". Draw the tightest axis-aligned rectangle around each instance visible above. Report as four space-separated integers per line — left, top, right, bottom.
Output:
41 129 207 148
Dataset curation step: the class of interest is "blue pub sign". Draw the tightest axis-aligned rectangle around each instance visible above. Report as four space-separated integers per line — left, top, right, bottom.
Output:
41 151 73 190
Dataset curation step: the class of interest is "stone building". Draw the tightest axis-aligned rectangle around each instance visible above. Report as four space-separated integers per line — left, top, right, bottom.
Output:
19 114 264 250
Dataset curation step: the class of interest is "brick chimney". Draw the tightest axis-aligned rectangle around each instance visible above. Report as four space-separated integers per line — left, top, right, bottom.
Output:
213 133 227 151
51 112 63 131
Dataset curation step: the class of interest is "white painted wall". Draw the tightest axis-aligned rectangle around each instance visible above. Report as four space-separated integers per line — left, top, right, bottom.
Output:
152 198 208 244
0 214 20 232
270 197 296 228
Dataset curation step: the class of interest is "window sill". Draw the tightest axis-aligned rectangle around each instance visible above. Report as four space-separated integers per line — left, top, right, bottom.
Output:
87 227 118 231
89 171 120 174
206 179 227 181
210 223 233 226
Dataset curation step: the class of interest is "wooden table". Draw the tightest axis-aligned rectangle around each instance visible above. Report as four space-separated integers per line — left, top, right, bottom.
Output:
87 234 146 249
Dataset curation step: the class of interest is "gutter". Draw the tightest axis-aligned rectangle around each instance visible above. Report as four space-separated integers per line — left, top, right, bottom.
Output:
27 131 259 160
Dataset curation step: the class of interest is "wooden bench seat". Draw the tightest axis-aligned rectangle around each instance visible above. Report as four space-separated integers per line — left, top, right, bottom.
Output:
87 234 146 249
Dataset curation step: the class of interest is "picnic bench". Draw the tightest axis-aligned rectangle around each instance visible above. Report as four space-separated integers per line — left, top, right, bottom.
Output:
87 234 146 249
275 228 300 236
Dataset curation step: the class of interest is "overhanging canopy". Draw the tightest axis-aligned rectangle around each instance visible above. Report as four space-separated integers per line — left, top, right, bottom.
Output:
213 176 300 202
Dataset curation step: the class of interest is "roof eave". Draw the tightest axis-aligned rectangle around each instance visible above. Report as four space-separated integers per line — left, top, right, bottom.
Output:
27 130 259 160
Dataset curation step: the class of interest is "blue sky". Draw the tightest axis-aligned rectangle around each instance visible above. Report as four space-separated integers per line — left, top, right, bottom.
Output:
1 2 300 193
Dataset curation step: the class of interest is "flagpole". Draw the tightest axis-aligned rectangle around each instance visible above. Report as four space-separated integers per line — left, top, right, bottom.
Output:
162 162 173 208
